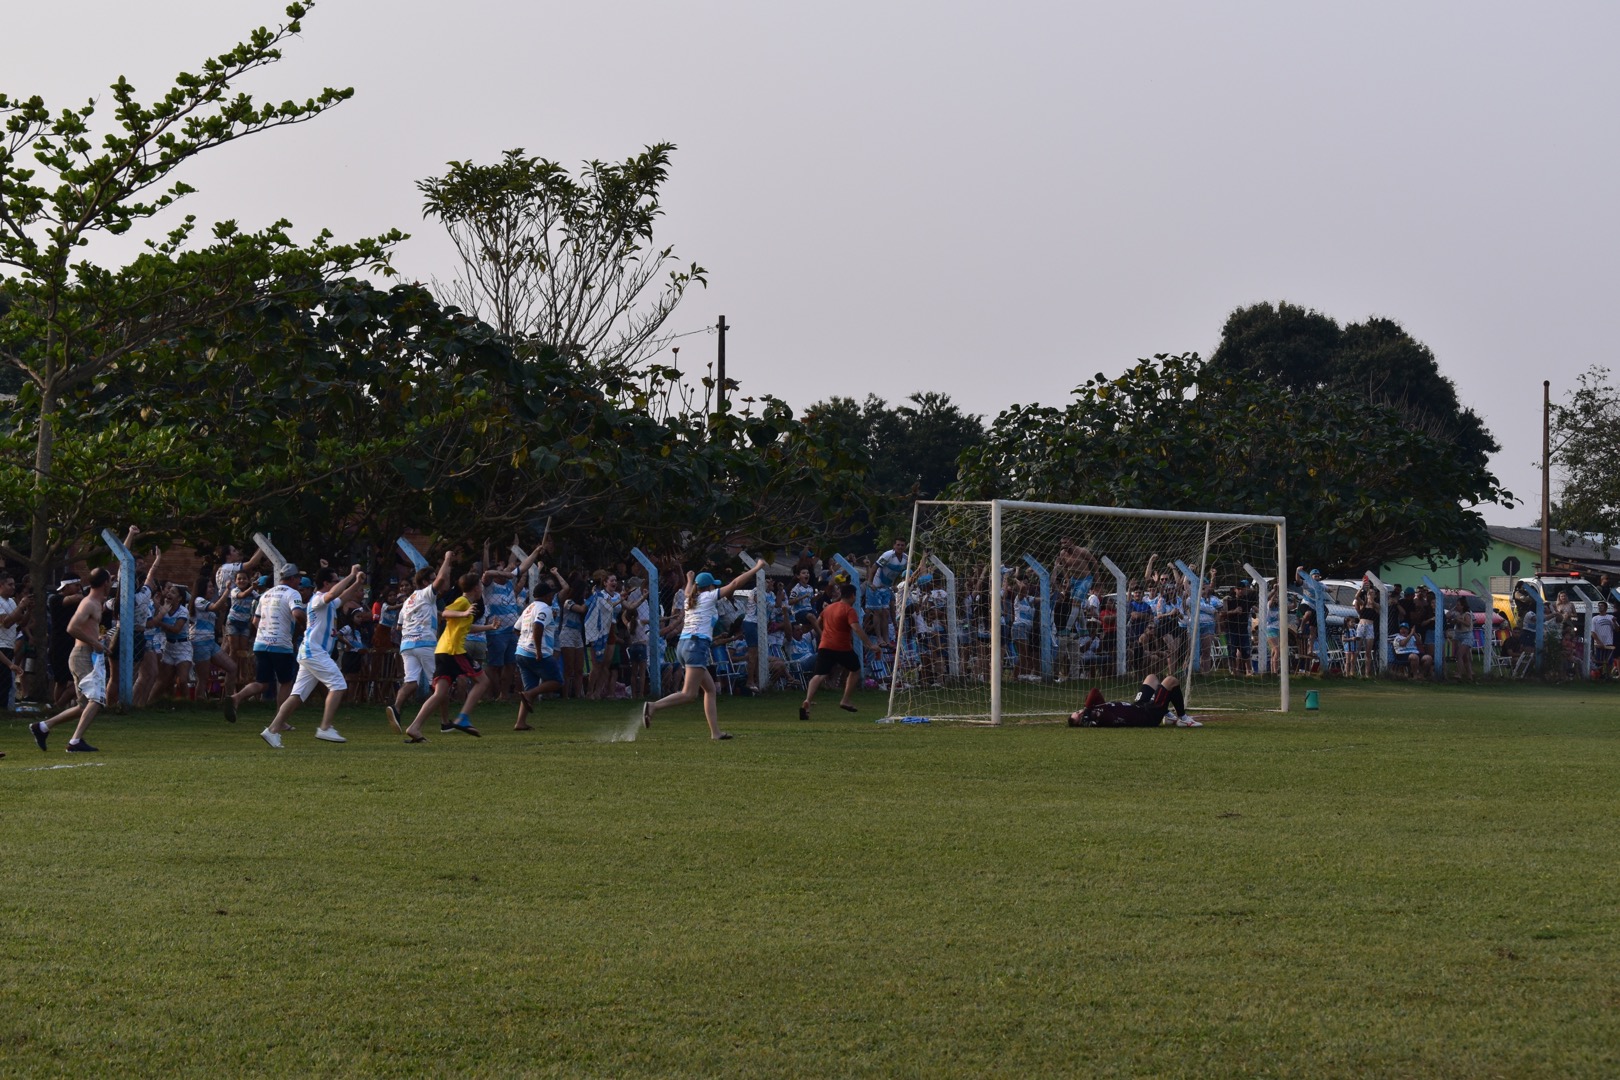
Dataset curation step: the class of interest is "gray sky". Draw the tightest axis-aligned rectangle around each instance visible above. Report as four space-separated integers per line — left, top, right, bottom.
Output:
12 0 1619 523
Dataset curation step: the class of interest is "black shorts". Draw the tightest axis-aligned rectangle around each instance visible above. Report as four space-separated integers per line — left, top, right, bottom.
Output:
813 648 861 677
433 652 481 686
255 651 297 686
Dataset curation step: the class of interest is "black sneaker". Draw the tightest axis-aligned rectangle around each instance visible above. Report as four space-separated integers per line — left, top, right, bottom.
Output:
66 740 99 753
439 722 456 734
30 721 48 751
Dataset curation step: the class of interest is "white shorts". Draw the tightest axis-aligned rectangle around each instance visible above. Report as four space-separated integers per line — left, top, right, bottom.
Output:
162 640 193 666
402 646 436 691
291 651 348 700
76 652 108 707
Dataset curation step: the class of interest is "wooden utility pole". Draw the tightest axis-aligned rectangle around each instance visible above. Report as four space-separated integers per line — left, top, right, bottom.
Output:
716 315 728 413
1541 379 1551 573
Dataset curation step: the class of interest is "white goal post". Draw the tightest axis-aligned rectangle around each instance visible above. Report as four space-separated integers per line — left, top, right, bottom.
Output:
885 500 1290 724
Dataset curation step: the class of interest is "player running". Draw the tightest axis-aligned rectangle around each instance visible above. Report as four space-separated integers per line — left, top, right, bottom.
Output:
224 563 307 722
641 566 759 740
799 582 879 718
401 571 488 743
259 565 365 748
386 550 454 734
30 569 114 753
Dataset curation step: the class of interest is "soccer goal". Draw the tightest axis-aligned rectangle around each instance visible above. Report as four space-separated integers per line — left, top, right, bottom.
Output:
886 500 1289 723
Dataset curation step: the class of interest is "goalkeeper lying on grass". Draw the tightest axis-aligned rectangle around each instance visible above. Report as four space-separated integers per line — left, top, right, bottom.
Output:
1069 672 1203 728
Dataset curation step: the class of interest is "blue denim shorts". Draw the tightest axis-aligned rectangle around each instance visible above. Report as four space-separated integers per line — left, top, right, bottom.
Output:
517 653 563 691
485 629 517 667
676 637 712 668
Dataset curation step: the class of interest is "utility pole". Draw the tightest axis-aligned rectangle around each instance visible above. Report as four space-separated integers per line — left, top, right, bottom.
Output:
1541 379 1551 574
716 315 728 414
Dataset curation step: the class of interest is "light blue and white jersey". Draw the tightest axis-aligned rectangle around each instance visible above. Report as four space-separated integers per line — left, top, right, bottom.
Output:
190 596 218 642
516 600 556 659
483 578 520 633
873 549 907 589
253 585 305 654
1197 596 1222 632
299 591 341 661
789 582 816 616
228 586 258 629
1013 595 1036 631
398 585 439 651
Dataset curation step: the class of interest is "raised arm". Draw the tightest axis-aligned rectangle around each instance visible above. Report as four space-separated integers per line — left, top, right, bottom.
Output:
323 565 364 605
432 550 454 593
717 565 761 599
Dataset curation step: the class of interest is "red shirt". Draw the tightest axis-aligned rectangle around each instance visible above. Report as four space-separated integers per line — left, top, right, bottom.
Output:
819 601 859 651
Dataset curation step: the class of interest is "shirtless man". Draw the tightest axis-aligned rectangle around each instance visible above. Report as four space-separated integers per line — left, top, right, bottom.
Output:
30 569 115 753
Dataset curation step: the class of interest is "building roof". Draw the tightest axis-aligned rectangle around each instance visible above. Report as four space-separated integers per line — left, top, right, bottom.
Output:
1488 526 1620 572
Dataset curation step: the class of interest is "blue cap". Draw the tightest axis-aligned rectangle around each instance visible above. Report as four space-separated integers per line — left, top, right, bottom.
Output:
299 576 312 589
257 575 270 587
695 572 719 588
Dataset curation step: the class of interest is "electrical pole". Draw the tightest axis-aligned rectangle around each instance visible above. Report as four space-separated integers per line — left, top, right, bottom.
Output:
716 315 728 414
1541 379 1551 574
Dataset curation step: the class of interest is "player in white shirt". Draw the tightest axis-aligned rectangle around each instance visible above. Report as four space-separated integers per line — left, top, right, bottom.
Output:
224 563 307 722
642 566 759 740
385 550 454 734
259 565 364 748
513 575 567 731
868 538 908 644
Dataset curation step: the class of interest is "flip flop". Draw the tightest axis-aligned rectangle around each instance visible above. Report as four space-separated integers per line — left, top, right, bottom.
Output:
715 732 733 740
404 734 427 744
839 704 858 713
798 704 810 721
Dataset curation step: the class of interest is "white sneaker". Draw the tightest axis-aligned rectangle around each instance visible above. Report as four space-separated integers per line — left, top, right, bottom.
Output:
260 727 283 749
1175 715 1204 727
315 727 346 744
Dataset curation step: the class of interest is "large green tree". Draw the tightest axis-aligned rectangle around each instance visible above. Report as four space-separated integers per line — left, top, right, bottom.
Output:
1550 365 1620 543
1208 301 1499 469
419 145 705 395
950 353 1510 570
0 2 399 690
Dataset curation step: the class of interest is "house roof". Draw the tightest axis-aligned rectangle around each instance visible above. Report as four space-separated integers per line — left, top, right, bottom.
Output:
1487 526 1620 570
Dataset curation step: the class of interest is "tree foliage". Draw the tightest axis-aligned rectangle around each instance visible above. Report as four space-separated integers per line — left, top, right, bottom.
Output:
950 353 1510 571
1550 365 1620 543
419 145 705 391
1208 301 1499 469
802 391 985 547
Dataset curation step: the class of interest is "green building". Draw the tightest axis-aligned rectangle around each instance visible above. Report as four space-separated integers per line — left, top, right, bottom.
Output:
1380 526 1620 595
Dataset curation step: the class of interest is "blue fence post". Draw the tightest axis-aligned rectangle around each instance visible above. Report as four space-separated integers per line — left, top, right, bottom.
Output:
1175 560 1203 686
1300 574 1330 673
1420 575 1446 681
832 554 866 672
99 528 136 708
1021 554 1054 681
630 548 662 700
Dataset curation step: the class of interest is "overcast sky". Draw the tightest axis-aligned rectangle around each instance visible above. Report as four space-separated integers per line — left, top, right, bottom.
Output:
11 0 1618 524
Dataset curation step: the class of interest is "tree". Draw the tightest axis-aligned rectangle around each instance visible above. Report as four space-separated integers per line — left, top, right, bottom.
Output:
950 353 1511 571
802 391 986 549
419 145 705 390
1208 301 1499 470
1550 365 1620 543
0 2 397 692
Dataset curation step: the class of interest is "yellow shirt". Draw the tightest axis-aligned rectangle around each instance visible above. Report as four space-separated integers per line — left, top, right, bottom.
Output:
435 596 473 655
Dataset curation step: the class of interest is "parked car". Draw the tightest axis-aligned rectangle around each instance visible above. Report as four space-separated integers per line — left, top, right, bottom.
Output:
1516 574 1606 623
1437 589 1508 633
1320 577 1395 611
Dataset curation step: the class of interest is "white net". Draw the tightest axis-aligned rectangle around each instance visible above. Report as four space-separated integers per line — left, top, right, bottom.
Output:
885 500 1287 723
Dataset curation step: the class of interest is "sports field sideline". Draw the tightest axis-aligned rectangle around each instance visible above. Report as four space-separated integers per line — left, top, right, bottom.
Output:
4 684 1618 1077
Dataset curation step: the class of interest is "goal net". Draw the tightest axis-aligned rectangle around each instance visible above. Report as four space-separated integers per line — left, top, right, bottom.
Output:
885 500 1289 723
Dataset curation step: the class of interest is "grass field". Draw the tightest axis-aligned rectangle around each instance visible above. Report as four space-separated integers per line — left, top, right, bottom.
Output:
4 683 1620 1077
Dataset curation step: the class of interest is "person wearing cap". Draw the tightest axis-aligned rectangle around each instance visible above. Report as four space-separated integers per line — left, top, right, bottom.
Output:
225 561 307 726
512 571 568 731
641 565 760 739
47 577 84 708
1391 620 1427 678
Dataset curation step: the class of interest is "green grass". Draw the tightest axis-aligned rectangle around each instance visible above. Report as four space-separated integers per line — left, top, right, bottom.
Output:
4 684 1620 1077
